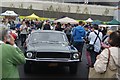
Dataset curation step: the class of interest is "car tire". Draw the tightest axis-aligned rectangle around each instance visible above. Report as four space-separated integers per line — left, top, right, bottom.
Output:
24 62 31 74
69 63 78 74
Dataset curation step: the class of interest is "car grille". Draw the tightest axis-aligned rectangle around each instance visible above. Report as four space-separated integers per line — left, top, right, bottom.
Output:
36 52 70 58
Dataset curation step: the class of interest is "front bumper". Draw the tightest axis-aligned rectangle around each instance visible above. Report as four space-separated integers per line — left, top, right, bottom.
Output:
25 58 79 62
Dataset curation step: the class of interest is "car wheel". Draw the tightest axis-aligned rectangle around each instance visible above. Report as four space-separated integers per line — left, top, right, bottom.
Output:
24 62 31 74
69 63 78 74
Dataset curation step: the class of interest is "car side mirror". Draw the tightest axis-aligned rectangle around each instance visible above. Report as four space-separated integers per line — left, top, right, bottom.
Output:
68 43 71 46
70 45 75 50
68 41 73 46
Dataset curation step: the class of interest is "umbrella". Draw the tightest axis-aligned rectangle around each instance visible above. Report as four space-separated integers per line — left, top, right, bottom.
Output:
107 19 120 25
54 17 78 24
92 20 103 25
85 18 93 23
1 10 18 16
26 13 39 19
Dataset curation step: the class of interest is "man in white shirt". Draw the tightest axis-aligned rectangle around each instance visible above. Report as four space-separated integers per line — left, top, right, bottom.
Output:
88 24 103 67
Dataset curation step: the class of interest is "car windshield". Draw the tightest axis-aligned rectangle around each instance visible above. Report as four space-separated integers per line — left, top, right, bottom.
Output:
29 32 67 44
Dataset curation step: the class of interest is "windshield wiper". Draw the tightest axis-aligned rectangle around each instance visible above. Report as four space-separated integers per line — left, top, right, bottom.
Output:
39 41 49 43
49 41 59 42
30 41 66 44
30 41 49 44
30 42 39 44
49 41 66 44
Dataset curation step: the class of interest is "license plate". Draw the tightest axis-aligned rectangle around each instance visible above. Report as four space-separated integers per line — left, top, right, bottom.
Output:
48 63 58 67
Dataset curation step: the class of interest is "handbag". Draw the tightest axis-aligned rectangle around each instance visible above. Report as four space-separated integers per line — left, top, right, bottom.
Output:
89 48 117 79
87 44 94 52
87 31 102 52
87 32 98 52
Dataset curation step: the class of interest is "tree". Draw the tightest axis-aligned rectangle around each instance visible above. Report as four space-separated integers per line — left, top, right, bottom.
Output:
47 5 54 11
67 5 71 13
103 8 109 16
19 3 23 8
27 4 32 9
83 7 89 14
56 6 62 12
10 3 14 7
76 6 81 13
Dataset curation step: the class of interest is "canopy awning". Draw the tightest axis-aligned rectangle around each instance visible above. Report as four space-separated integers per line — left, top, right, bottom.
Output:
92 20 103 25
1 10 18 16
26 13 39 19
54 17 78 24
107 19 120 25
85 18 93 22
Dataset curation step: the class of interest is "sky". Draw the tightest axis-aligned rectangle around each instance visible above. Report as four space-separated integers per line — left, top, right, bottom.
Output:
1 0 120 2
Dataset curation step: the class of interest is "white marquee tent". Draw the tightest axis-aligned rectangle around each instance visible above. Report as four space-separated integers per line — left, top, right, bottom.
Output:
54 17 78 24
1 10 18 16
85 18 93 22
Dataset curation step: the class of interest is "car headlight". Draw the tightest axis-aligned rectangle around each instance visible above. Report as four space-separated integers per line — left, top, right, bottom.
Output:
73 53 79 59
26 52 33 58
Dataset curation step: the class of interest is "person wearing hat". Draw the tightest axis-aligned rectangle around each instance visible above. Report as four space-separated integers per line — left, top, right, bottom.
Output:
88 24 103 67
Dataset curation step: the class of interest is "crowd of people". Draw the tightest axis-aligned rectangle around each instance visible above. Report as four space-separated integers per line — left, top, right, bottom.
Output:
0 17 120 79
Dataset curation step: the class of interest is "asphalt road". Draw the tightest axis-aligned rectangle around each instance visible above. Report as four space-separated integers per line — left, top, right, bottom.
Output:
17 40 89 80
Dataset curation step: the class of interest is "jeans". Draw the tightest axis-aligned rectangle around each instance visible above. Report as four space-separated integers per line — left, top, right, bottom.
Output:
90 51 100 66
20 34 27 46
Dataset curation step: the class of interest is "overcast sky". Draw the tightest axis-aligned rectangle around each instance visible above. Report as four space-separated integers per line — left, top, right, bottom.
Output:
38 0 120 2
1 0 120 2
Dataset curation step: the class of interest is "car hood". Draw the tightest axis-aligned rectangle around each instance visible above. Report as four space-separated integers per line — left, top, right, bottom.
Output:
27 42 71 52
